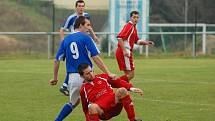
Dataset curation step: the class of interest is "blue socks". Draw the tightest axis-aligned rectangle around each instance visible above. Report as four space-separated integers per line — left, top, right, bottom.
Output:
55 103 73 121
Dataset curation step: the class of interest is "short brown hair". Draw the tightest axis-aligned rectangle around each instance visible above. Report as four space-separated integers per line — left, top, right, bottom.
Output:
78 63 90 76
130 11 139 17
75 0 85 7
74 16 86 29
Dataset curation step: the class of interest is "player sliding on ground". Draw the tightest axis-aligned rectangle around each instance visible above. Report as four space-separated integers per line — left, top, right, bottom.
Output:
78 63 143 121
49 16 114 121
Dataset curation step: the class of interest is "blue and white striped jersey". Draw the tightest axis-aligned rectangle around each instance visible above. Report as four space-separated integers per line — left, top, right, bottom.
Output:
55 31 100 73
61 12 90 32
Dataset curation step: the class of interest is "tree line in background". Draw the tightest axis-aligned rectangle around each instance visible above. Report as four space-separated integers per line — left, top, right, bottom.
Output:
1 0 215 55
10 0 215 29
151 0 215 24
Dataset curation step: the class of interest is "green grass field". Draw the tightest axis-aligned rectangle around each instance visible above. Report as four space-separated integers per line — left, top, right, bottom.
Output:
0 58 215 121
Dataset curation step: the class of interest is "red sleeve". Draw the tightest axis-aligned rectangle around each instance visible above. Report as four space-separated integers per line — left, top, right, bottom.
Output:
96 74 133 90
117 23 133 40
80 85 90 121
134 27 139 43
134 27 139 44
108 77 133 90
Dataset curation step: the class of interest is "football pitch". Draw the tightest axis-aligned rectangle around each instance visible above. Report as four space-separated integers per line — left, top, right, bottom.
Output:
0 58 215 121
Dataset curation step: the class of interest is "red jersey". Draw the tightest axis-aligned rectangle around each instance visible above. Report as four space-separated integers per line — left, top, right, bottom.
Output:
80 74 133 120
117 21 139 51
81 74 114 103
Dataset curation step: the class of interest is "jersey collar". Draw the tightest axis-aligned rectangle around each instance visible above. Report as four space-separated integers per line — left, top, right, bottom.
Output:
73 30 81 33
75 12 84 17
129 21 136 26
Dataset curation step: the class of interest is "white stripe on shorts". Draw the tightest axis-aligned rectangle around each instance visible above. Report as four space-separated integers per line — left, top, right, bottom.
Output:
124 49 131 70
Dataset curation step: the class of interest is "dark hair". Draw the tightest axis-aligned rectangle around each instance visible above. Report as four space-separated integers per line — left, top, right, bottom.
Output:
130 11 139 17
78 63 90 76
75 0 85 7
74 16 86 29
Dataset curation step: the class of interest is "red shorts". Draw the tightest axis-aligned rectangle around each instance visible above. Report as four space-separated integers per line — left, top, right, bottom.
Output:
95 94 123 120
115 47 134 71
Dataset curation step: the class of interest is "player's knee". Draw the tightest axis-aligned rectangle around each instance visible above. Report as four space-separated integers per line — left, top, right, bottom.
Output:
88 103 99 114
69 98 80 108
127 71 134 80
74 99 80 107
116 87 128 98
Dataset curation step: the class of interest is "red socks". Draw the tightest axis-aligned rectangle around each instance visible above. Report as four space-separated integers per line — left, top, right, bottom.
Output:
121 95 136 121
119 75 129 82
89 113 100 121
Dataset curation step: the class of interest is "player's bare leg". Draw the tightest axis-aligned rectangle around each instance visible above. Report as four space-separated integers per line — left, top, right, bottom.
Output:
116 87 142 121
115 87 128 100
72 98 80 108
123 70 134 82
88 104 104 121
88 104 104 115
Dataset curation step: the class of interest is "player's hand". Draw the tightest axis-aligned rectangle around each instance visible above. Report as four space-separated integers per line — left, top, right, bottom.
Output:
147 41 154 46
93 36 100 44
123 49 130 57
88 26 94 34
108 73 117 79
130 87 143 96
49 79 58 85
88 25 93 31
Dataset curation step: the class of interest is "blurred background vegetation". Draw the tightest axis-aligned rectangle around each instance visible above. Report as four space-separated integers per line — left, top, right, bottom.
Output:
0 0 215 57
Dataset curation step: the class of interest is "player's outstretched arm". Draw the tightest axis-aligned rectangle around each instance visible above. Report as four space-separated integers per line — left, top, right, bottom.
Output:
92 55 116 79
137 40 154 46
49 60 60 85
59 28 65 40
80 86 91 121
88 26 100 44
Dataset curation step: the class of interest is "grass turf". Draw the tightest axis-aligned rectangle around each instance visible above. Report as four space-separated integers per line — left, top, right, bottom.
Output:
0 58 214 121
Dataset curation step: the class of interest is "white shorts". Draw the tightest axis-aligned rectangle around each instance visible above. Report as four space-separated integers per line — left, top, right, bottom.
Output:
68 73 84 105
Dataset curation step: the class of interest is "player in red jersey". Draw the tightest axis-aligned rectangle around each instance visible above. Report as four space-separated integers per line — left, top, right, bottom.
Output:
78 63 143 121
116 11 154 82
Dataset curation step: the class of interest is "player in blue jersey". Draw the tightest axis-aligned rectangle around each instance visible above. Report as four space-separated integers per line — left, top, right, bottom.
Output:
49 16 114 121
60 0 98 41
59 0 99 96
